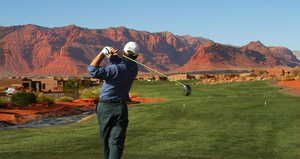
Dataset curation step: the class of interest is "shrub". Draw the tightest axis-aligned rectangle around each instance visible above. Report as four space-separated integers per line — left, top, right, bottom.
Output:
0 97 9 108
36 93 55 105
55 96 74 102
11 92 36 107
79 87 100 99
0 102 5 108
64 79 80 90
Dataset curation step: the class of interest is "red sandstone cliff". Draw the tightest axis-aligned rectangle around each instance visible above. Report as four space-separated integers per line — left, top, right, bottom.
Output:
0 24 299 76
176 41 300 72
0 24 208 75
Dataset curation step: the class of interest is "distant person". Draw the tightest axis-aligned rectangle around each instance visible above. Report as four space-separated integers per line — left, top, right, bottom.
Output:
87 42 139 159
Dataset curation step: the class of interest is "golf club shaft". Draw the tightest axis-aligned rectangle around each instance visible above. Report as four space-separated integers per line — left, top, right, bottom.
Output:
121 55 187 87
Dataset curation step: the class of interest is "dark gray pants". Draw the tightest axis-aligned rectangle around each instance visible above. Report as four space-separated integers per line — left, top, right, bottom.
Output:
96 102 128 159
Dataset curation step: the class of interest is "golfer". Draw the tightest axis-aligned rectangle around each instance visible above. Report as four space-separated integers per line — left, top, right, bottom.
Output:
87 42 139 159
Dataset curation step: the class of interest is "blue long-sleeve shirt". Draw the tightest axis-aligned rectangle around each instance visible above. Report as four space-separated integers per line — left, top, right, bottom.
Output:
87 57 138 102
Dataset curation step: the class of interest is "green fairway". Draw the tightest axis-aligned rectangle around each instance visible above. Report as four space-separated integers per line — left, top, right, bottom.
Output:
0 81 299 159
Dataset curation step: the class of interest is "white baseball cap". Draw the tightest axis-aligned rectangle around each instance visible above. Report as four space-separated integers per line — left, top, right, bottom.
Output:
123 41 140 56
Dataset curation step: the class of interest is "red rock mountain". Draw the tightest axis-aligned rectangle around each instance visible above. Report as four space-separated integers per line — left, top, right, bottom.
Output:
176 41 300 72
0 24 209 76
0 24 299 76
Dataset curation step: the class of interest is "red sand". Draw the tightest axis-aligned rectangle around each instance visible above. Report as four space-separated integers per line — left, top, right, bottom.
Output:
0 100 95 124
0 114 17 123
0 97 165 125
277 80 300 96
130 96 165 103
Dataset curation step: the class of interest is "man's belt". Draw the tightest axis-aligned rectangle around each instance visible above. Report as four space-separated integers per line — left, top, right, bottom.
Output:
100 99 127 104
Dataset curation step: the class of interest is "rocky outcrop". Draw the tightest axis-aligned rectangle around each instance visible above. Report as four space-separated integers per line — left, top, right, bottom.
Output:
196 67 300 85
176 41 300 72
0 25 209 75
0 25 299 75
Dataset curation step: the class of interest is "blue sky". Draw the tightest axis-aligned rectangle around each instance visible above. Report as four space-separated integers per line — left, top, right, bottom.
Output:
1 0 299 50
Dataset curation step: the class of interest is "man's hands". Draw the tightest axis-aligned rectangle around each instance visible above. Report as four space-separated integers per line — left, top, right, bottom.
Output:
90 46 119 66
100 46 119 58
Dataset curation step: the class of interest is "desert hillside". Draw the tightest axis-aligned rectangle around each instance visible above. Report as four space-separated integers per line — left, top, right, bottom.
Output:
0 25 299 76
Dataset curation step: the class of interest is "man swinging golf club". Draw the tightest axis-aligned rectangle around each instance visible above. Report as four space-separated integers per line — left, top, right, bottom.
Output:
87 41 139 159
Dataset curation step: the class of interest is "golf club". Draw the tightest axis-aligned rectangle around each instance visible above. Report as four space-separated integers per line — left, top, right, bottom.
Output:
120 54 192 96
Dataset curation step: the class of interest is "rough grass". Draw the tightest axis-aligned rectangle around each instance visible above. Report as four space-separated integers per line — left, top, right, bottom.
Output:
54 96 74 102
0 80 299 159
36 93 55 105
79 86 100 99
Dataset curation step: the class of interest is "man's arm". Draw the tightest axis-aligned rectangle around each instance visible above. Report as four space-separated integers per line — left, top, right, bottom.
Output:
89 53 106 66
87 47 119 79
87 52 108 79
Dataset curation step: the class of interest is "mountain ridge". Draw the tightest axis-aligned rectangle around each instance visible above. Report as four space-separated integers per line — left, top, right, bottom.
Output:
176 41 299 72
0 24 299 76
